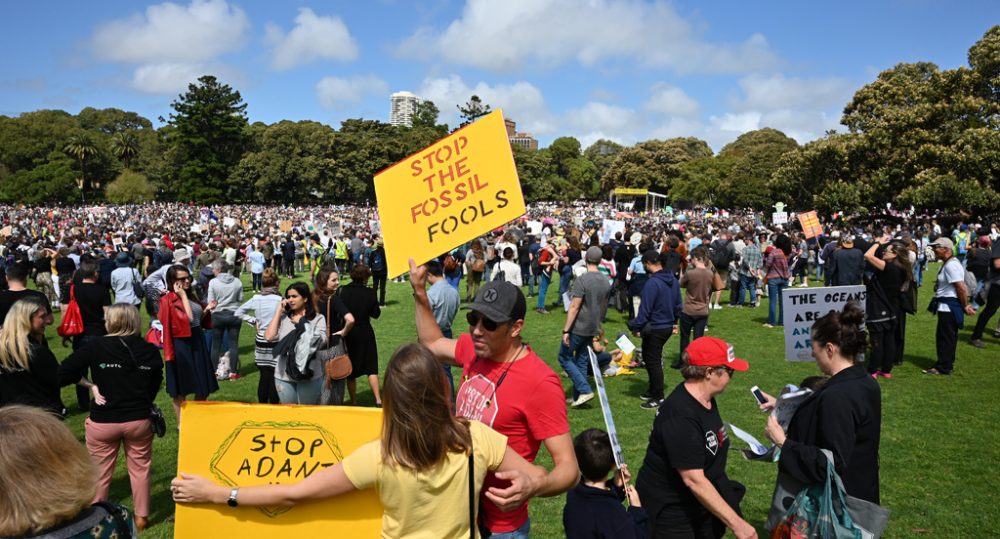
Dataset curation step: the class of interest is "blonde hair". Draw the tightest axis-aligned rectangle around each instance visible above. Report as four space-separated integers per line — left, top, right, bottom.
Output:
0 405 97 535
105 304 141 337
0 297 48 372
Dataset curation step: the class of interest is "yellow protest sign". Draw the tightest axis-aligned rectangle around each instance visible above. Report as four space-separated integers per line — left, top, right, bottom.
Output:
175 402 383 538
798 210 824 239
374 109 526 277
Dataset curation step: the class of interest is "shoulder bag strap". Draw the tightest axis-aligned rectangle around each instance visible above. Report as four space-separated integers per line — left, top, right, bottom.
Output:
468 430 476 539
326 295 333 347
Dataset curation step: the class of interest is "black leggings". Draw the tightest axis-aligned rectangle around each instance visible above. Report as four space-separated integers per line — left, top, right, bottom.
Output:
257 366 280 404
867 328 897 374
371 274 387 305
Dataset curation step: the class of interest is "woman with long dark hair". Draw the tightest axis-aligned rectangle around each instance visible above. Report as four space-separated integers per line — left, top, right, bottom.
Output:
265 281 328 405
160 264 218 424
172 342 541 539
862 235 913 377
339 263 382 407
312 265 354 404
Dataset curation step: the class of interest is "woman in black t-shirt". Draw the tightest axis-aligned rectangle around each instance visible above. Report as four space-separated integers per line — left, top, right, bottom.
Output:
312 265 354 405
863 236 912 377
58 304 163 532
635 336 754 539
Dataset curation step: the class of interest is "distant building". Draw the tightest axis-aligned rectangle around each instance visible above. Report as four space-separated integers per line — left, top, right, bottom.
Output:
390 91 421 127
505 118 539 150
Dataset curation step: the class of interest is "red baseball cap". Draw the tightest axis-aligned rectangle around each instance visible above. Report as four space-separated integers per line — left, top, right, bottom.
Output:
686 337 749 371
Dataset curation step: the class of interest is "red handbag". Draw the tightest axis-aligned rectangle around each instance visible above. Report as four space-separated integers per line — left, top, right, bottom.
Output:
57 285 85 337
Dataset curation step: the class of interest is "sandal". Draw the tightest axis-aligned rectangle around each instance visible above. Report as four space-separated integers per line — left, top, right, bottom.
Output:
921 368 945 375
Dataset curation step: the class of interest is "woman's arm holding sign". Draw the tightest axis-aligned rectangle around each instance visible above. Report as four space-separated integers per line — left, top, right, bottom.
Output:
171 463 356 507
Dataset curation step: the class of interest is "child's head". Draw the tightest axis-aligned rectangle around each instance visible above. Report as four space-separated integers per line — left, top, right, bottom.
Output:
574 428 614 482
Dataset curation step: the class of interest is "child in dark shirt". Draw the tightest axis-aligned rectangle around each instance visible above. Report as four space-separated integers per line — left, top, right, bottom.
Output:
563 428 647 538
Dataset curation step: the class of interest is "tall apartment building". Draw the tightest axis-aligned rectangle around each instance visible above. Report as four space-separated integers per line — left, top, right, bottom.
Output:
389 91 421 127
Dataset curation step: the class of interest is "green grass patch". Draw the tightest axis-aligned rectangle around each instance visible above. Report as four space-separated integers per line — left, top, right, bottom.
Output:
49 264 1000 537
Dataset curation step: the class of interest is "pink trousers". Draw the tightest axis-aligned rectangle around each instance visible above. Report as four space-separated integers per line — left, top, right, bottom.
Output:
85 418 153 517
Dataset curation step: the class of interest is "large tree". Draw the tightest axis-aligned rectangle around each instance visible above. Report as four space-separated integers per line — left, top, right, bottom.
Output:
717 128 799 209
601 137 712 194
229 120 337 202
165 75 249 202
838 26 1000 214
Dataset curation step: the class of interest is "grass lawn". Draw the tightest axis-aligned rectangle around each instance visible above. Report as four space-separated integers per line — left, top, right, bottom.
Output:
49 263 1000 538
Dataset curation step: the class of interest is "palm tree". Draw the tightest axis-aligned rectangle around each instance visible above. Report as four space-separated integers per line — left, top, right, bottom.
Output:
111 131 140 170
63 133 98 202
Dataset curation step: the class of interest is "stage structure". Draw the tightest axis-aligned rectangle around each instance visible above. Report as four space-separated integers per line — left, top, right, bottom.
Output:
609 188 668 213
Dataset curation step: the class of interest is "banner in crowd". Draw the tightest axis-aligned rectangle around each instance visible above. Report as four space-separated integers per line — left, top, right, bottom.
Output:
588 348 624 468
772 211 788 225
174 402 383 538
374 109 526 277
798 210 823 238
781 285 866 361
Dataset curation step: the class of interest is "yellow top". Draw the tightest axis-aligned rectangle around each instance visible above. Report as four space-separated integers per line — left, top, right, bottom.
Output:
342 420 507 539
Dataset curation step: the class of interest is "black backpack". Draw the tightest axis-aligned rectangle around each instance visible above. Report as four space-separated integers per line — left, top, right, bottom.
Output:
710 240 732 270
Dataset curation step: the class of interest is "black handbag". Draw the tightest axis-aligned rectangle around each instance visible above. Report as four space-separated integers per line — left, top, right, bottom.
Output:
130 268 146 299
149 404 167 438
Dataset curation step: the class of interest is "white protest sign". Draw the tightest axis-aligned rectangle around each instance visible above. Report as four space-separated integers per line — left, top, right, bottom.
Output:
223 217 236 228
600 219 625 245
526 220 542 235
588 347 624 469
781 285 866 361
772 211 788 225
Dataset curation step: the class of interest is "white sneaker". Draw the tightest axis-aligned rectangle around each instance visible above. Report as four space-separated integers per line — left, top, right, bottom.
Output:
571 393 595 407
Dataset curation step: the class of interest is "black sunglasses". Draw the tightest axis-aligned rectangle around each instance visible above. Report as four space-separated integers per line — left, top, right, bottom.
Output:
716 366 735 376
467 312 505 332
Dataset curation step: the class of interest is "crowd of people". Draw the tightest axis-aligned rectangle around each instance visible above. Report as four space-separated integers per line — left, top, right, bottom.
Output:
0 200 998 538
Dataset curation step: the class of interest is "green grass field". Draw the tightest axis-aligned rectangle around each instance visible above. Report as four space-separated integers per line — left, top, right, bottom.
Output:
49 264 1000 538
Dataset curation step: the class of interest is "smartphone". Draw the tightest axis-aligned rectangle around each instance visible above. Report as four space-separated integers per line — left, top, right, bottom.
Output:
750 385 767 406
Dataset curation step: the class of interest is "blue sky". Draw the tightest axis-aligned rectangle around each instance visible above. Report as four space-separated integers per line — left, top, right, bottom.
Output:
1 0 994 151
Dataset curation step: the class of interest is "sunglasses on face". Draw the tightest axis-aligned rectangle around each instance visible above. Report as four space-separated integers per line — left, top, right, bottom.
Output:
178 276 192 282
467 312 505 332
716 366 734 377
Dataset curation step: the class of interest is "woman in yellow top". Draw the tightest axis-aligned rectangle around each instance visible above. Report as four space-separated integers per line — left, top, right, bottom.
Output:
171 342 545 538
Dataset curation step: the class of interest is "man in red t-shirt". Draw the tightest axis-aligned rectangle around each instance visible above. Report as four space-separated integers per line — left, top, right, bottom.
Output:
410 258 577 537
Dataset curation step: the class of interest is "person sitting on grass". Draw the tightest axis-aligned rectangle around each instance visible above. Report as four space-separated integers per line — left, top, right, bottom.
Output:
563 428 646 538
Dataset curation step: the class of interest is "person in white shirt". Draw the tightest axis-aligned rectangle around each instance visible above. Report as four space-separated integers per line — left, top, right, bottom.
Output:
109 252 142 306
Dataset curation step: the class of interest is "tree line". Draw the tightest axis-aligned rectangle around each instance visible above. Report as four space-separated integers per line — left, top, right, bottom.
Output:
0 26 996 216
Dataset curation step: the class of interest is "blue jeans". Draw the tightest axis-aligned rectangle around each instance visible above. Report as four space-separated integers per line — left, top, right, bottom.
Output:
558 266 573 297
480 518 530 539
558 333 594 399
211 311 242 374
251 272 262 291
522 268 535 296
767 277 788 325
537 272 552 309
275 377 323 405
737 274 756 306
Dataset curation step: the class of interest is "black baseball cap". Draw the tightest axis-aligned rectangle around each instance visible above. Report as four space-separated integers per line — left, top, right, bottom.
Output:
463 280 527 323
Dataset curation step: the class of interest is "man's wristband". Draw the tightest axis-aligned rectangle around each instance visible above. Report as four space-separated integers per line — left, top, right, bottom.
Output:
562 330 570 334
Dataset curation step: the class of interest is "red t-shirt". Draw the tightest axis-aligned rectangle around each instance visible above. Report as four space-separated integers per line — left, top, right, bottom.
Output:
453 333 569 532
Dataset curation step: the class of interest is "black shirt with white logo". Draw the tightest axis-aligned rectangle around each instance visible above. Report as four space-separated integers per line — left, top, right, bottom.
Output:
636 382 732 524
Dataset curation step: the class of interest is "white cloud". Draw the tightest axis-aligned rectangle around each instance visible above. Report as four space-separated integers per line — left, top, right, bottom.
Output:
316 75 388 109
644 84 699 117
566 102 637 141
91 0 248 63
131 63 245 95
265 8 358 70
398 0 779 73
710 112 762 133
417 75 556 135
90 0 249 94
733 74 853 111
